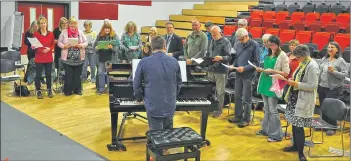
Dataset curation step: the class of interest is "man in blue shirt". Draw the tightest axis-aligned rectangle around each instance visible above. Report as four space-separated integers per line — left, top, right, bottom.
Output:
133 35 182 130
204 21 213 42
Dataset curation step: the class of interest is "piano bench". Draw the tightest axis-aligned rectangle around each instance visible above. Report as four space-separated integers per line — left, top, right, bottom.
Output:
145 127 202 161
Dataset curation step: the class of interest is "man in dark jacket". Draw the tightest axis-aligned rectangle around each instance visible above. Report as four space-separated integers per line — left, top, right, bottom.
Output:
206 25 232 117
165 22 183 60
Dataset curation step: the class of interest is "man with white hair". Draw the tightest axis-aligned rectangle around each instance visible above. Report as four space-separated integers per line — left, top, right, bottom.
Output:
206 25 232 117
228 28 260 127
230 19 252 50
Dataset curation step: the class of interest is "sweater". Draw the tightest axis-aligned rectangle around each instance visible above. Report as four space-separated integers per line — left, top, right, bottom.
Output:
33 31 55 63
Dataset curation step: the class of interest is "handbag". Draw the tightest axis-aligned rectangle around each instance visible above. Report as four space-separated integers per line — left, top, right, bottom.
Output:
269 79 287 98
14 82 30 96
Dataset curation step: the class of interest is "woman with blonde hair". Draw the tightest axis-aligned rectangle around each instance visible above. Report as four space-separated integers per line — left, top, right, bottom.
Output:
120 21 142 60
53 17 68 69
58 16 88 96
32 17 55 99
81 20 97 83
23 20 38 83
94 20 119 94
146 27 158 42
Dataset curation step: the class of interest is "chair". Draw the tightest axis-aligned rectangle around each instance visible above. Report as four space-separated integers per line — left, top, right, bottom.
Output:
281 44 290 53
223 25 236 36
330 3 346 15
249 27 264 39
251 10 264 19
290 12 305 23
262 19 275 28
265 28 280 36
302 4 316 14
275 4 287 12
315 3 331 14
249 18 263 27
296 31 312 44
305 12 320 23
1 51 25 74
324 22 342 34
307 21 322 32
308 98 349 157
278 20 292 30
312 32 331 50
225 88 235 115
306 43 319 58
275 11 289 25
334 34 350 52
146 127 202 161
342 48 350 63
336 13 350 29
0 59 22 97
317 48 328 59
320 13 337 26
288 4 301 16
251 96 264 126
279 30 296 44
293 21 306 31
263 4 275 11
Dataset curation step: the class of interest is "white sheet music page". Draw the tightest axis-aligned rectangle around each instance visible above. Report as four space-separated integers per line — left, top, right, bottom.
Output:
191 58 204 64
27 37 43 48
132 59 141 81
68 38 78 46
178 61 187 82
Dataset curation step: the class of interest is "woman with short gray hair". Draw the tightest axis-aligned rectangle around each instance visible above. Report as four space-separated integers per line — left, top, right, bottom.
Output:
82 20 97 83
260 34 271 66
283 44 319 161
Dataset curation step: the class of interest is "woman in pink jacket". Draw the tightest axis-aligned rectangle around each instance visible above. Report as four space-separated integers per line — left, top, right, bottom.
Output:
58 16 87 96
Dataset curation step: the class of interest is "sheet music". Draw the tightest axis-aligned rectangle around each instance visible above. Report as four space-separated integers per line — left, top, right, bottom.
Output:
178 61 187 82
221 63 237 69
86 35 93 42
248 60 258 69
68 38 78 46
191 58 204 64
132 59 141 81
27 37 43 48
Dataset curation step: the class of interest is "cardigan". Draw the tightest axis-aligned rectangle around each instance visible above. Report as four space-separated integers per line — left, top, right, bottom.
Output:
294 59 320 118
57 29 88 61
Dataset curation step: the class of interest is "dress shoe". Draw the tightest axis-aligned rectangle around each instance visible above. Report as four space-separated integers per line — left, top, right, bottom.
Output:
74 91 82 95
47 89 53 98
299 154 307 161
37 90 43 99
228 117 241 123
237 121 249 128
283 146 297 152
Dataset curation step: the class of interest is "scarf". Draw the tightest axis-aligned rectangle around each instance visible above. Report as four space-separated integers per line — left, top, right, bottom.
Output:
284 56 312 102
68 27 79 38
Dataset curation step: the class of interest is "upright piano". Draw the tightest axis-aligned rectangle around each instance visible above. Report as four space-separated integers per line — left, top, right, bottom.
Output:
107 61 215 151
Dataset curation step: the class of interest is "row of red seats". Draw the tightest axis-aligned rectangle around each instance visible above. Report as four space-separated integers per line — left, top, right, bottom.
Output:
250 10 350 29
223 25 350 52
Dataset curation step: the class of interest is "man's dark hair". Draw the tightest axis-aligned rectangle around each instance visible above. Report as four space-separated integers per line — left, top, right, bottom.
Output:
165 21 174 28
151 36 166 50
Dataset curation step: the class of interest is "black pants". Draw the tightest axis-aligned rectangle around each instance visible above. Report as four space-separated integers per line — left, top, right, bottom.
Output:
35 63 52 90
318 86 342 126
63 64 82 95
292 125 305 156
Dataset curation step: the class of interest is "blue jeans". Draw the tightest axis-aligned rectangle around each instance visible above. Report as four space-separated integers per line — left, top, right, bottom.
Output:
147 115 173 130
97 62 108 92
234 76 253 122
82 53 96 81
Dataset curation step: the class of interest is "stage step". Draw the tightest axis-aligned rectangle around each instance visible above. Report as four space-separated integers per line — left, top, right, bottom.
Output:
169 15 226 24
193 4 249 11
182 9 237 17
155 20 206 30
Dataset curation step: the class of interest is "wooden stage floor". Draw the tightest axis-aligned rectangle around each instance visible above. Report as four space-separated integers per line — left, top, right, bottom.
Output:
1 81 349 161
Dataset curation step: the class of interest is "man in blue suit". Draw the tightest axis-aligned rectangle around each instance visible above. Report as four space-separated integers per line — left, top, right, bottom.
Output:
133 35 182 130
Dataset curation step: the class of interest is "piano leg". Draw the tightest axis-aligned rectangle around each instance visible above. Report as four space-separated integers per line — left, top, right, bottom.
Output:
200 109 211 146
107 112 126 151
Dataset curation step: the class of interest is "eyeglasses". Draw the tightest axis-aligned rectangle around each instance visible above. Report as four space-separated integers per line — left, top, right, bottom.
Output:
268 43 276 47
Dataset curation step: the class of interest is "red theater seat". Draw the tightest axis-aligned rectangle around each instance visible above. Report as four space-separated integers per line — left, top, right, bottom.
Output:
320 13 336 26
334 34 350 52
265 28 280 36
275 11 289 25
305 12 320 23
279 30 296 44
223 25 237 36
296 31 312 44
251 10 264 19
336 13 350 29
250 18 263 27
249 27 264 39
291 12 305 23
312 32 331 50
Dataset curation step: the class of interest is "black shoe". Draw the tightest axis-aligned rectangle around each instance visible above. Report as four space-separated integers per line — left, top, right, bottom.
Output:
299 154 307 161
283 146 297 152
228 117 241 123
74 91 82 95
47 89 53 98
37 90 43 99
256 130 268 136
64 92 72 96
237 121 249 128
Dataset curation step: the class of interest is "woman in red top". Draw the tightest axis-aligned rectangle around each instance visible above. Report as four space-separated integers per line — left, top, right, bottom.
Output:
32 17 55 99
287 39 300 78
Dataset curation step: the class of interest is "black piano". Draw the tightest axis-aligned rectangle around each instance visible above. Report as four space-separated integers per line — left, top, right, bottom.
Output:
107 62 215 151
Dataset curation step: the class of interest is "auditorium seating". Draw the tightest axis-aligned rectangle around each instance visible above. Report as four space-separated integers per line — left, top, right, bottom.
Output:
334 34 350 52
312 32 331 50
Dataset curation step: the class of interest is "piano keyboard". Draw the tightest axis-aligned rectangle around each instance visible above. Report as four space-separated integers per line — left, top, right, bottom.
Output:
115 98 211 106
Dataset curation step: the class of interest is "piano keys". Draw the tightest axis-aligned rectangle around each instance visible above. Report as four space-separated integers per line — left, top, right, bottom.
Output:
107 80 215 151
